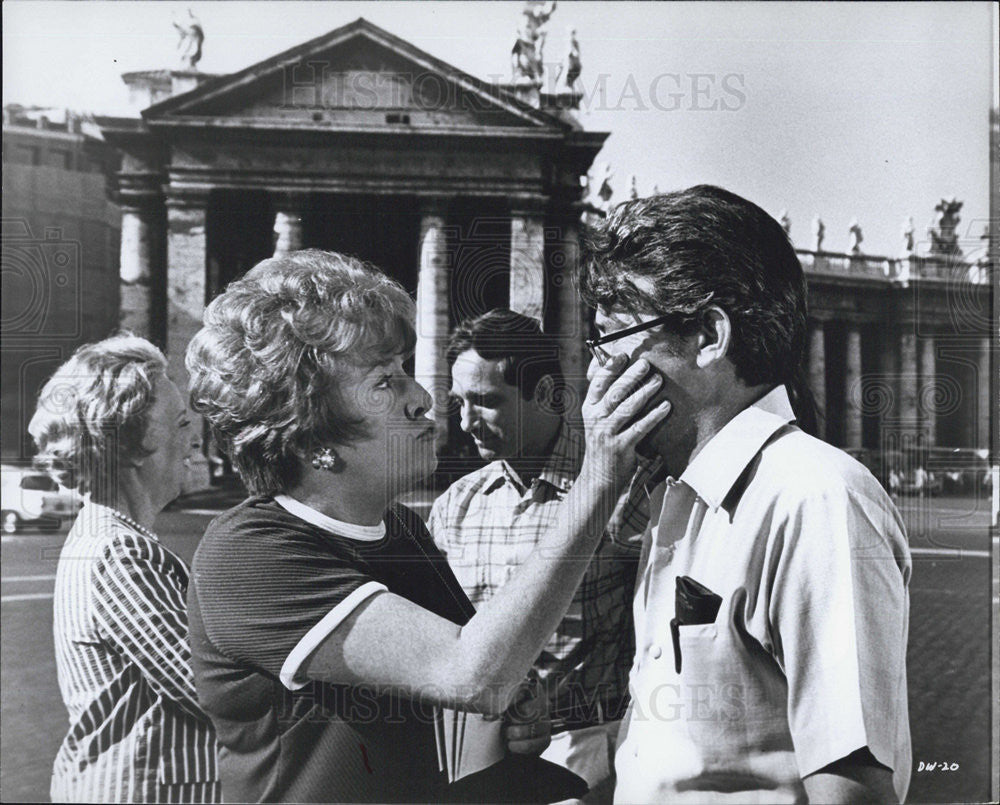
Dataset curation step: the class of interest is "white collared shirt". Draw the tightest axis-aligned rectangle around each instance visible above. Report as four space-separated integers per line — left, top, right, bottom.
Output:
615 386 912 804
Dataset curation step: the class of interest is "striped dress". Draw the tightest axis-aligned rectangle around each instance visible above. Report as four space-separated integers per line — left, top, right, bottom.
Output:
50 503 219 803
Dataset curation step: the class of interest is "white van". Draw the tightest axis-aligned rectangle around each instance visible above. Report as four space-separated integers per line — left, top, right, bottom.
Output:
0 465 81 534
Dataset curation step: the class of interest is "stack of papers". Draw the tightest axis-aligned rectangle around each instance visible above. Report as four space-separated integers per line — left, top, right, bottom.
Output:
435 707 505 782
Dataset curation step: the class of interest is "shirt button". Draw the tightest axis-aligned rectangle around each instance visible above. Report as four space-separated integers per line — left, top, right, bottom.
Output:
650 645 662 660
633 745 640 758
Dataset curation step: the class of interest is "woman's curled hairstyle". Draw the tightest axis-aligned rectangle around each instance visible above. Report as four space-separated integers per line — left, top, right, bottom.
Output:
28 334 167 493
186 249 416 495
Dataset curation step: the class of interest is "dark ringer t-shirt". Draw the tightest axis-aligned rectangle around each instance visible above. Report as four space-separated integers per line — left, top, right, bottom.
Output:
187 496 476 803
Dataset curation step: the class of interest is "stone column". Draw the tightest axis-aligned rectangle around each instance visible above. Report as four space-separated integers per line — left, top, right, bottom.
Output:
510 201 547 323
166 189 210 490
808 321 827 440
844 324 863 449
119 200 166 345
272 193 306 256
414 204 451 452
899 330 920 431
919 334 937 446
117 172 166 346
550 215 589 418
977 336 991 449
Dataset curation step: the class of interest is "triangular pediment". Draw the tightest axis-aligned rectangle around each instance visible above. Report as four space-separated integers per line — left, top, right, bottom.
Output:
145 18 563 133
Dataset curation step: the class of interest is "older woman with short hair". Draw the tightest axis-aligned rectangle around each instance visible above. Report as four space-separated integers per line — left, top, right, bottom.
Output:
29 335 219 803
185 249 669 802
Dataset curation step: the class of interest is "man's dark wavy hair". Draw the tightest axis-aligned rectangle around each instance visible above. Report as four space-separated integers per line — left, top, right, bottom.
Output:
447 309 566 413
579 184 818 435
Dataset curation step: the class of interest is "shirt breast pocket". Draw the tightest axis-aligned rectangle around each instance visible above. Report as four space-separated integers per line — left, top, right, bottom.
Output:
674 604 791 777
673 620 752 763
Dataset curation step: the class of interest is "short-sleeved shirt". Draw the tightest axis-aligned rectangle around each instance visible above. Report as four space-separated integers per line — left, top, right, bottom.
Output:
187 496 475 803
614 386 912 804
428 422 660 727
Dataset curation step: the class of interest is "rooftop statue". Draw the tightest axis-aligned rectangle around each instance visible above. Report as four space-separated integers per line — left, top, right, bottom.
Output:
596 163 614 213
556 27 582 91
811 215 825 252
901 216 915 256
779 209 791 237
928 197 963 257
173 8 204 70
511 0 557 84
848 218 864 254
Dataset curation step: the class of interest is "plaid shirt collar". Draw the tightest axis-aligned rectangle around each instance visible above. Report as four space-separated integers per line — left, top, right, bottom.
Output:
482 421 581 495
482 421 668 501
536 422 581 492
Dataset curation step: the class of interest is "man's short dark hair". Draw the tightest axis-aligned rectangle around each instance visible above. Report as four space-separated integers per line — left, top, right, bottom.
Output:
447 309 565 410
580 185 817 433
580 184 807 387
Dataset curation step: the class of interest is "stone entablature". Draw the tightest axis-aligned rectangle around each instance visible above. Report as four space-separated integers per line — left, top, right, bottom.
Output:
797 248 989 286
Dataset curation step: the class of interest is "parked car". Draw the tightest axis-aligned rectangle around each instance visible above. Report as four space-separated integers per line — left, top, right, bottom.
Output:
898 464 944 496
0 465 81 534
926 447 992 495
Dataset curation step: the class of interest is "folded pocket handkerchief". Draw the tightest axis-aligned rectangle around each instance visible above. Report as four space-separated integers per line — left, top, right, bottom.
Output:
670 575 723 673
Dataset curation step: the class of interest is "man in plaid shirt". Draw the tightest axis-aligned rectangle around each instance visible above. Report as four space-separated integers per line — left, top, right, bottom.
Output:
429 309 660 803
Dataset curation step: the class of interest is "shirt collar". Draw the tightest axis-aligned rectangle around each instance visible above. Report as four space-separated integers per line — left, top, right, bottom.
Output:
679 384 796 511
535 421 581 493
492 420 578 494
481 462 508 494
274 493 387 541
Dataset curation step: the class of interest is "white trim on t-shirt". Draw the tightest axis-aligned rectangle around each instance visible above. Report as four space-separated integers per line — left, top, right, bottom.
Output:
274 493 387 541
279 580 388 690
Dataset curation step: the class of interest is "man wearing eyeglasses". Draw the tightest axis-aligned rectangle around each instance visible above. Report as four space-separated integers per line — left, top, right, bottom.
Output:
429 308 664 804
581 186 911 804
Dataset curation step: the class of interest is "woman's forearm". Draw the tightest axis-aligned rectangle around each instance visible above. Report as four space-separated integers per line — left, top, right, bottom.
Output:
306 468 623 715
450 466 621 712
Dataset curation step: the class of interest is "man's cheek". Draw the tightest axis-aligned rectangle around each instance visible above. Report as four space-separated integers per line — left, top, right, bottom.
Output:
636 417 670 459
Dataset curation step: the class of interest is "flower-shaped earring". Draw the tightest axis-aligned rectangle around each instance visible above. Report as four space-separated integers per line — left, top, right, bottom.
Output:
311 447 340 472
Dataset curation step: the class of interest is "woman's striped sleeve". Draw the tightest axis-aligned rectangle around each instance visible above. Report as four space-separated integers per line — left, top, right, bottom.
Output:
91 531 209 722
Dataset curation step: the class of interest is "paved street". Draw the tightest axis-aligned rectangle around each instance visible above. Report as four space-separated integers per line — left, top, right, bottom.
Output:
2 495 995 803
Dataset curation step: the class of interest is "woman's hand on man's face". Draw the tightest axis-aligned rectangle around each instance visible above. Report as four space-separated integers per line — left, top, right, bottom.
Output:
581 353 671 488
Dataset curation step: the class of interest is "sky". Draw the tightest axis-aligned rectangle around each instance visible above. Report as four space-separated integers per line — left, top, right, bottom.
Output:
3 1 995 257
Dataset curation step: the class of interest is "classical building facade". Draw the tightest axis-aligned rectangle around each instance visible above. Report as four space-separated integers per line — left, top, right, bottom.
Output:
99 19 604 483
96 18 991 487
800 249 991 465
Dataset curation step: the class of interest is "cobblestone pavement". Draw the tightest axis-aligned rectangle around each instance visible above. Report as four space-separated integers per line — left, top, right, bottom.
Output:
906 555 993 803
2 499 995 802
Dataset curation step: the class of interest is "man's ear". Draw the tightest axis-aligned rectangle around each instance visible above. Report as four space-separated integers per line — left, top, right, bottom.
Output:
532 374 557 413
695 306 732 369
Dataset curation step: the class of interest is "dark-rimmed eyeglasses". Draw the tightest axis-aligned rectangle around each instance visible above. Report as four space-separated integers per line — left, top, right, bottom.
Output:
586 313 689 367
